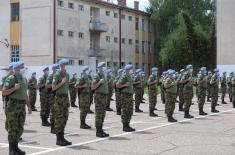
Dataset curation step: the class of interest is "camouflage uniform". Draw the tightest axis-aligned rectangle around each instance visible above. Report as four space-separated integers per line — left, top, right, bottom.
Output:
39 74 50 122
1 72 13 107
113 74 122 115
177 74 184 111
117 71 135 131
227 74 233 102
210 73 219 112
4 74 27 143
147 74 158 116
28 75 37 110
88 74 94 110
220 74 227 104
106 74 113 110
53 70 70 134
207 74 212 101
231 76 235 108
133 74 143 112
197 73 207 115
69 76 77 107
159 76 165 104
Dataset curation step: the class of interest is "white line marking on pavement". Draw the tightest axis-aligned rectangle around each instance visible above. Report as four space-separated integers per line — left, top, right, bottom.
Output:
28 109 235 155
0 143 53 150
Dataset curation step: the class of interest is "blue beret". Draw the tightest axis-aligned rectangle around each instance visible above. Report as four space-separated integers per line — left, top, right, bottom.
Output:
124 64 133 70
97 62 106 68
105 69 112 73
13 61 24 69
82 66 89 72
214 69 219 72
32 72 36 75
52 64 59 70
152 67 158 72
58 59 69 65
8 62 14 68
118 69 123 74
135 69 141 73
73 73 77 76
186 64 193 69
43 67 49 71
180 69 185 73
223 72 226 74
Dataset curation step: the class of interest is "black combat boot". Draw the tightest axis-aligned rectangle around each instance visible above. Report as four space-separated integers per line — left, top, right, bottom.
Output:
233 102 235 108
80 120 91 129
41 117 50 127
199 108 207 116
222 98 227 104
71 102 78 108
149 110 158 117
32 106 37 111
179 105 183 111
88 109 94 114
168 116 177 123
123 122 135 132
56 133 68 146
15 142 25 155
61 132 72 145
96 127 109 138
211 106 219 113
184 110 194 119
135 106 143 113
207 97 211 102
106 106 113 111
50 123 55 134
116 108 121 115
230 97 232 103
9 142 18 155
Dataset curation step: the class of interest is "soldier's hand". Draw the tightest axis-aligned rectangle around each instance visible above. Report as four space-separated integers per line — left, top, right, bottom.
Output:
100 79 105 84
61 78 67 84
15 84 20 90
28 106 32 114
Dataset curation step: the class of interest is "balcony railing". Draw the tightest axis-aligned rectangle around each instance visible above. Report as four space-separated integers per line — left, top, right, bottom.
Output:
89 21 108 32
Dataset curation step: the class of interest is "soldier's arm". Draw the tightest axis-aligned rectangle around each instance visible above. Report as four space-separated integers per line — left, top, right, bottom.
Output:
2 84 20 96
52 78 66 91
116 76 128 89
24 93 32 114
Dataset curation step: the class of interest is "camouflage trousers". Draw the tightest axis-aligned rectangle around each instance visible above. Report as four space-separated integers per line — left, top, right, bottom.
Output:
5 99 26 143
135 88 142 108
149 88 157 110
232 89 235 102
40 92 50 118
69 87 77 104
121 93 133 123
115 90 121 110
183 91 193 111
211 87 219 107
141 88 144 99
29 88 37 108
54 94 70 134
106 91 111 108
178 88 184 107
228 86 232 101
90 91 94 105
48 93 55 124
221 86 227 100
160 85 165 103
198 87 206 109
94 93 107 128
80 93 90 121
165 93 176 117
207 86 211 99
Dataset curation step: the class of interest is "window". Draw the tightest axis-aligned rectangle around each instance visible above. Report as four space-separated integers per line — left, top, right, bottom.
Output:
78 60 84 65
68 31 74 37
142 63 145 71
114 37 118 43
113 62 118 67
135 40 139 53
79 5 84 11
68 2 74 9
142 41 145 53
121 62 125 67
11 3 19 21
135 18 139 30
114 12 118 18
57 29 63 36
135 63 139 69
128 16 132 21
58 0 63 7
148 42 151 53
142 19 145 31
129 39 133 45
121 14 125 20
11 45 20 62
121 38 125 44
106 36 110 42
69 60 74 65
106 11 110 16
79 32 84 39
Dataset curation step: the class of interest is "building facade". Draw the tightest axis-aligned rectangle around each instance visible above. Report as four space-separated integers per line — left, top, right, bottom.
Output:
0 0 158 74
217 0 235 72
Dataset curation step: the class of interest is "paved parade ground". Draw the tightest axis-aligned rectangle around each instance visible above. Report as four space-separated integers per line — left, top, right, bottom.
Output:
1 94 235 155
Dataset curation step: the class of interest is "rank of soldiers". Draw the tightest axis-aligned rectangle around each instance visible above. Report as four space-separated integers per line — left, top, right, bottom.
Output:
1 60 235 155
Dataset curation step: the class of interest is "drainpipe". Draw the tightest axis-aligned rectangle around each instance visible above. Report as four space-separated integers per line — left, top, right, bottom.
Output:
53 0 56 63
119 8 122 68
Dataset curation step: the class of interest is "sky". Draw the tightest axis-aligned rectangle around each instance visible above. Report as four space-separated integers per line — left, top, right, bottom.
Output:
110 0 150 11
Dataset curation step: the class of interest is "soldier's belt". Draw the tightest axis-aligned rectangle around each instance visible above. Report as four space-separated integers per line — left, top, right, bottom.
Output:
165 92 177 95
8 98 26 103
56 93 68 97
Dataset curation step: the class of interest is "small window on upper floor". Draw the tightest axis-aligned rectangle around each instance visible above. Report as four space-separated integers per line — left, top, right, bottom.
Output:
79 5 84 11
106 11 110 16
121 14 125 20
68 31 74 37
106 36 111 43
57 29 63 36
129 16 132 21
58 0 64 7
79 32 84 39
114 12 118 18
68 2 74 9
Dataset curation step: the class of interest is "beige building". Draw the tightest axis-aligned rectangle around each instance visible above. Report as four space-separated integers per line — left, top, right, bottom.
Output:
0 0 158 74
217 0 235 72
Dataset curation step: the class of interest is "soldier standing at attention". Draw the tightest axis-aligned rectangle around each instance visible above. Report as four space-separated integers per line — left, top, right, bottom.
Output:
181 64 194 118
87 69 94 114
91 62 109 138
113 69 123 115
106 69 114 111
227 72 233 103
38 67 51 126
164 70 177 122
231 72 235 108
159 72 166 104
220 72 228 104
147 67 159 117
207 71 212 102
197 67 208 115
69 73 78 108
141 71 146 103
28 72 37 111
116 64 135 132
210 69 220 113
45 64 59 134
2 61 32 155
133 69 143 113
178 69 185 111
52 59 72 146
76 66 92 129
